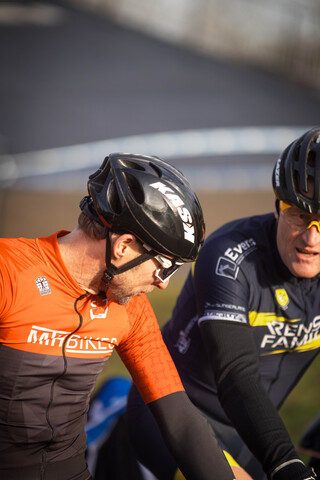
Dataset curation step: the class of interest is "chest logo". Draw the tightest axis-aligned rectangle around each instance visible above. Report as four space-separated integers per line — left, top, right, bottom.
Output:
275 288 289 310
90 298 108 320
35 276 51 296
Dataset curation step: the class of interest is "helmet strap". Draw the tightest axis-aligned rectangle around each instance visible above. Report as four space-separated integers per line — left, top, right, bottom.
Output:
101 231 155 286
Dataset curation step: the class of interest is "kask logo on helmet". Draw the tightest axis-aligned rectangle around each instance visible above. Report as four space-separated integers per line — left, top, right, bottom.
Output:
150 182 195 244
274 158 281 188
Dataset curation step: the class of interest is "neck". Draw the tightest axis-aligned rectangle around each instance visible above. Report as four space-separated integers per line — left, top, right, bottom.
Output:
58 228 105 294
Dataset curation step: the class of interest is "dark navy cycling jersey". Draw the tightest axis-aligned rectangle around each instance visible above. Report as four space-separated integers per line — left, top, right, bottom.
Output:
161 213 320 473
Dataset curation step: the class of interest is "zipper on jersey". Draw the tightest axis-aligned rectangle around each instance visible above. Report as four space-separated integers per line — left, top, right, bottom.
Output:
44 293 90 447
40 451 47 480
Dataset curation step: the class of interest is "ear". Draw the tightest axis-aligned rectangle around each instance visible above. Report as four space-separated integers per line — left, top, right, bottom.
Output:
112 234 136 259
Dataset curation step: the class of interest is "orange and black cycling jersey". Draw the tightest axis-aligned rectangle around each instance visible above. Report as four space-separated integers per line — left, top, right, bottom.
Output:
0 231 183 470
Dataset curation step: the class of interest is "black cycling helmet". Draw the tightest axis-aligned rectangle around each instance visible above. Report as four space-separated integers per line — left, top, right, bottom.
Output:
80 153 205 283
272 126 320 214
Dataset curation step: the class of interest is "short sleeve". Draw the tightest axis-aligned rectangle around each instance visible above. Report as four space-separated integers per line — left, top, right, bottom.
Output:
0 252 16 318
116 294 184 403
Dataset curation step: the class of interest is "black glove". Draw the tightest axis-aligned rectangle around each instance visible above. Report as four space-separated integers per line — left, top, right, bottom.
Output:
295 468 317 480
312 465 320 478
269 459 317 480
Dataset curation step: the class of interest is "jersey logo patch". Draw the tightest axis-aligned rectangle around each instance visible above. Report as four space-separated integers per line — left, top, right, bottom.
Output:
215 238 257 280
216 257 239 280
275 288 289 310
35 276 51 296
90 298 108 320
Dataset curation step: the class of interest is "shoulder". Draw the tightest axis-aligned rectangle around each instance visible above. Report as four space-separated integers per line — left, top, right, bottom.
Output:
125 293 157 325
194 213 276 287
0 236 41 267
126 292 152 311
0 238 31 273
206 213 275 246
0 238 29 316
199 213 275 261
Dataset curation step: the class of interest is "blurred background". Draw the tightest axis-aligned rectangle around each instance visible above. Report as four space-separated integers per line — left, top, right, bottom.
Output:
0 0 319 451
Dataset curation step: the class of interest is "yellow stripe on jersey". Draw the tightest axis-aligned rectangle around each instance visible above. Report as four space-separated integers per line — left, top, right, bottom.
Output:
191 261 196 276
248 311 300 326
293 336 320 352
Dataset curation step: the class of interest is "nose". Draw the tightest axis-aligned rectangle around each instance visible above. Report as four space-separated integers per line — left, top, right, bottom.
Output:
306 220 320 233
303 223 320 245
155 279 169 290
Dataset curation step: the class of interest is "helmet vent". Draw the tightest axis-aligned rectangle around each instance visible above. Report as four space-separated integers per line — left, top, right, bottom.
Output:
89 158 111 194
149 162 162 178
123 172 144 204
107 179 122 214
119 159 145 171
293 170 301 193
307 150 316 168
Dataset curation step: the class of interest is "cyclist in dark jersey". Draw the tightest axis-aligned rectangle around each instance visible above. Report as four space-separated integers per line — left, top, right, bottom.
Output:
0 154 235 480
126 128 320 480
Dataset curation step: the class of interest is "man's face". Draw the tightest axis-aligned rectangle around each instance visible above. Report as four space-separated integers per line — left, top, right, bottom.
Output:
276 201 320 278
105 257 169 305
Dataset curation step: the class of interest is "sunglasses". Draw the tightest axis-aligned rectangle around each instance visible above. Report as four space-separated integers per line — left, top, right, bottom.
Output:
153 254 183 282
279 201 320 233
143 244 183 282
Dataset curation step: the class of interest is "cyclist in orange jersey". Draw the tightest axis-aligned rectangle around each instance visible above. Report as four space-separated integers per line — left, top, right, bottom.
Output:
0 153 235 480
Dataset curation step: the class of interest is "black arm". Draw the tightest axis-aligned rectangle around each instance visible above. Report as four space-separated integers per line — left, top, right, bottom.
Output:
199 319 301 476
148 390 235 480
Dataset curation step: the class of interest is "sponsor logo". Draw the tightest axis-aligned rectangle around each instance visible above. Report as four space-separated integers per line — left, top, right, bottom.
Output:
260 316 320 351
90 298 108 320
201 311 247 323
224 238 256 262
35 276 51 296
27 325 117 354
216 257 239 280
208 302 246 312
275 288 289 310
150 181 195 243
274 158 281 187
215 238 256 280
174 315 198 355
175 330 191 354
